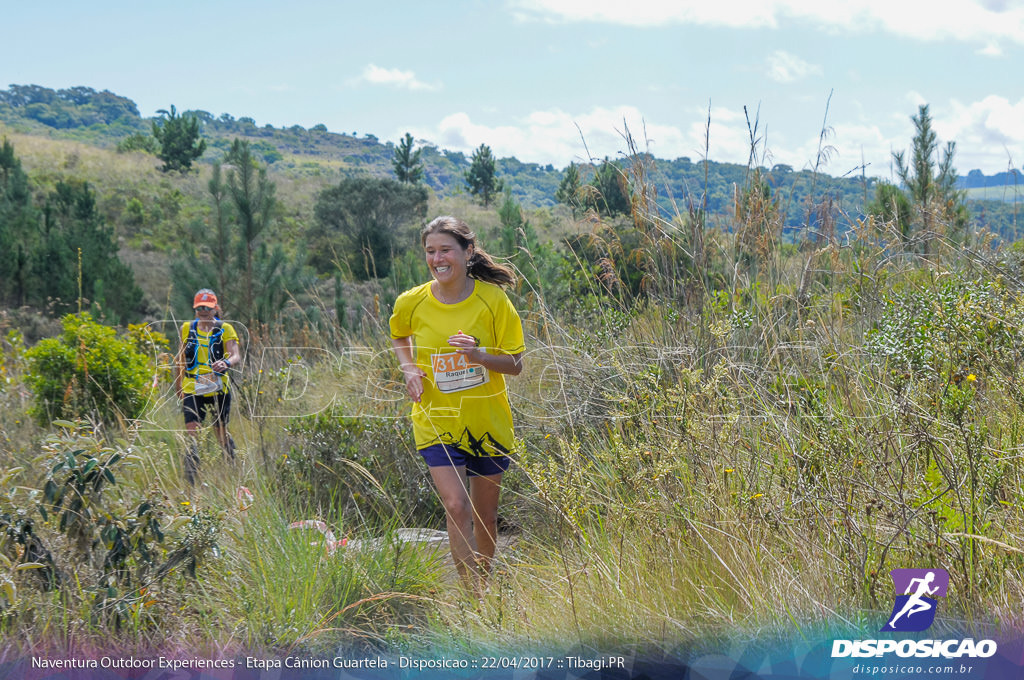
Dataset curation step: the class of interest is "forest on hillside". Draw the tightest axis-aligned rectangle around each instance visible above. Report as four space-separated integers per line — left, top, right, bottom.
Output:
1 83 1024 337
2 84 1023 239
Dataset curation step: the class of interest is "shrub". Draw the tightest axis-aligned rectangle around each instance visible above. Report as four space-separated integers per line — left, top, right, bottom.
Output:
865 274 1024 382
24 312 155 427
1 421 217 634
115 132 157 155
280 413 438 526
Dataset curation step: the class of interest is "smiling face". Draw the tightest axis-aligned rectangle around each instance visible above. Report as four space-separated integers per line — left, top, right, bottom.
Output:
193 305 217 324
424 232 472 285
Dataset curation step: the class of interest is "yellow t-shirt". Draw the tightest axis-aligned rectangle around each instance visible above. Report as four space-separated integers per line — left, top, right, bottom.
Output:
179 320 238 395
389 280 525 455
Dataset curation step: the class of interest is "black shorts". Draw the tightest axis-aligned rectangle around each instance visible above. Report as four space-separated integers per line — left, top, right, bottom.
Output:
183 391 232 426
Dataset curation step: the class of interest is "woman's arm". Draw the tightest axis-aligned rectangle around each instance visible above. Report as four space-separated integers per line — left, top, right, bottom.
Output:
173 345 185 399
211 339 241 374
448 331 523 376
391 336 426 402
173 323 187 399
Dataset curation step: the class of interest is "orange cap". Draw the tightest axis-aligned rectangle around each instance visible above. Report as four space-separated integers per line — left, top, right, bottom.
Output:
193 290 218 308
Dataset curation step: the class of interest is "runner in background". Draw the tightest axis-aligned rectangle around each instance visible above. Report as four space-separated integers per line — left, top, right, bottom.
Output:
174 288 242 485
389 216 524 594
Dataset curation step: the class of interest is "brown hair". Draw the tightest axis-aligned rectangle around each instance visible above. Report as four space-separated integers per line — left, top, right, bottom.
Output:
420 215 516 288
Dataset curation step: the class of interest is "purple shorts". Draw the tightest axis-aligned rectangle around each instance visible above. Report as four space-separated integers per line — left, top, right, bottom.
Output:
418 444 511 477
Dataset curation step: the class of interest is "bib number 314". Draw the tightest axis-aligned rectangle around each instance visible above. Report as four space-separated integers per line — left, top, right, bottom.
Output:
431 352 489 393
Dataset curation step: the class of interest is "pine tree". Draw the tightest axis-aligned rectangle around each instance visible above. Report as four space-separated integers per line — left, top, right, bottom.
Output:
464 144 503 207
586 159 631 217
497 188 539 264
555 162 583 218
32 181 143 323
152 105 207 173
867 182 913 242
172 139 308 326
224 139 276 324
893 104 968 244
208 162 232 298
497 188 524 256
392 132 424 184
0 138 36 306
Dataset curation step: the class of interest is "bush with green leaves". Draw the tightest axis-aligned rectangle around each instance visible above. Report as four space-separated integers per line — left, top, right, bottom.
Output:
865 274 1024 389
280 413 438 526
115 132 158 155
0 421 220 634
24 312 155 427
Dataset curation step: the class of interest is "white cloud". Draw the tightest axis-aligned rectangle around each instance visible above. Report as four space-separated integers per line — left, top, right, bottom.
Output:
401 94 1024 177
406 106 705 168
405 104 775 169
943 95 1024 170
765 50 822 83
509 0 1024 44
509 0 779 28
978 41 1005 56
905 90 929 109
810 121 894 178
403 103 892 176
358 64 438 91
825 96 1024 177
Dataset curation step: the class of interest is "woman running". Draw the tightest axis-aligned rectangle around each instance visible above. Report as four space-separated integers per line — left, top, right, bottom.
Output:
389 216 524 592
174 288 242 485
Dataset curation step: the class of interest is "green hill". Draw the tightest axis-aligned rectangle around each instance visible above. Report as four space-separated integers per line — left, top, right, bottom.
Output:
4 83 1024 324
2 83 1020 233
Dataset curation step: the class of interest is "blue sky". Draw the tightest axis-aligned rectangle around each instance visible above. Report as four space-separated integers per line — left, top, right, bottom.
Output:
5 0 1024 177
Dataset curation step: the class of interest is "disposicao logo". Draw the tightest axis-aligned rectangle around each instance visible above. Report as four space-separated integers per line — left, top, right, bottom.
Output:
881 568 948 632
831 567 998 660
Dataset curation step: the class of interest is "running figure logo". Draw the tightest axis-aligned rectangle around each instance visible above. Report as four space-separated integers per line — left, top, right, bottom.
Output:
881 568 949 632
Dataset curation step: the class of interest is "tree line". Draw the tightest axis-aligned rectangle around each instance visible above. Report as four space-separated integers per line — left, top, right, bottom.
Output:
0 139 143 323
0 99 1001 334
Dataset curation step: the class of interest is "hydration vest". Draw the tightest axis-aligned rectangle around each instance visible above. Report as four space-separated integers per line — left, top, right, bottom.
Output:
184 319 225 372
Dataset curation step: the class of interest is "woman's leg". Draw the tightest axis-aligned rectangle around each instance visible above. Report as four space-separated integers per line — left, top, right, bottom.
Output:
183 396 202 485
428 465 478 585
184 420 200 485
469 473 503 576
212 422 235 461
212 392 235 461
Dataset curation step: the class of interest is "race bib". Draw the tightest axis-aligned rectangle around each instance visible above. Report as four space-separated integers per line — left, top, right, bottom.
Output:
194 373 222 395
431 352 488 393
